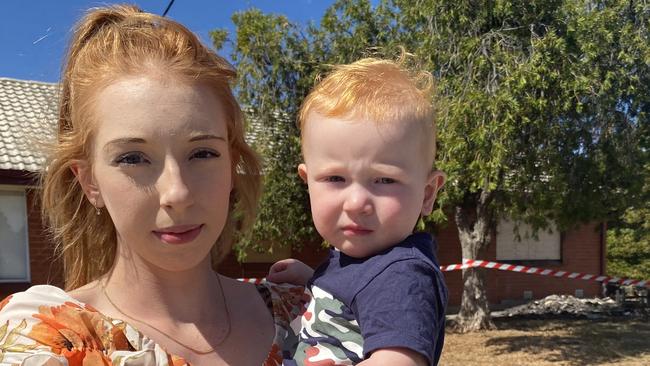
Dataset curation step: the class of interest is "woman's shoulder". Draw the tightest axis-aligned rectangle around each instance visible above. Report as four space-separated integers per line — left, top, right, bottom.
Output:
0 284 81 315
0 285 108 365
0 285 185 366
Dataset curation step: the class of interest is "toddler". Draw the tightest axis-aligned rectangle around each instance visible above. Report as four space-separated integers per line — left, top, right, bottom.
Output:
271 57 448 366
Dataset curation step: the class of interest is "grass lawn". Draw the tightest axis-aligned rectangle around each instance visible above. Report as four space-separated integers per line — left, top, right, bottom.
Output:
440 317 650 365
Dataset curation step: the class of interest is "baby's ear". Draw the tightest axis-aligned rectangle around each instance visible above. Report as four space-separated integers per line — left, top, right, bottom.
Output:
298 163 308 183
421 170 446 215
70 160 104 208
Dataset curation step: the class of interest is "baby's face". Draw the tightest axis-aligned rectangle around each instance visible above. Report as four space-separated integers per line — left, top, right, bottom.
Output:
299 113 445 258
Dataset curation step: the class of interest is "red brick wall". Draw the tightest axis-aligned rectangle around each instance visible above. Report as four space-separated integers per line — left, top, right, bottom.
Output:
0 188 63 299
437 219 604 307
218 239 329 279
223 218 604 307
26 189 64 288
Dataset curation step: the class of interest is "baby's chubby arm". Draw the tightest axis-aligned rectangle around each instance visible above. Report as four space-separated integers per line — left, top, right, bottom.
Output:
266 258 314 285
358 348 428 366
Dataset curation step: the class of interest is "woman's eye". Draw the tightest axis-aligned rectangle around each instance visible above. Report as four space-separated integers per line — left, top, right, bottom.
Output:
325 176 345 183
115 152 149 166
190 149 220 160
376 177 396 184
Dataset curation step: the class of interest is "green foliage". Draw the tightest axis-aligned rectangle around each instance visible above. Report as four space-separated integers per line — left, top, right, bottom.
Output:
404 0 649 233
607 217 650 280
212 0 649 257
211 10 321 257
607 163 650 280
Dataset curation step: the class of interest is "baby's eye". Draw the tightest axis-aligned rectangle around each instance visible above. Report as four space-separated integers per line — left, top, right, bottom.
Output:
190 149 220 160
115 152 149 166
376 177 396 184
324 176 345 183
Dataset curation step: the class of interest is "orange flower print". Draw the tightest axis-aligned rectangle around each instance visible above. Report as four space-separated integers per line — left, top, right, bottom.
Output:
168 354 190 366
27 301 119 365
109 324 134 352
273 286 311 324
263 343 283 366
0 295 12 312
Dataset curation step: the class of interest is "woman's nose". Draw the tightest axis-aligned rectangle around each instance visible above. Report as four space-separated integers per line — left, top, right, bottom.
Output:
342 185 373 215
158 159 193 211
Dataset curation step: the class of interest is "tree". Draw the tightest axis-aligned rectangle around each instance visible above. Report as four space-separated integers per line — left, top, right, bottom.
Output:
607 93 649 281
211 12 318 258
213 0 649 331
607 163 650 280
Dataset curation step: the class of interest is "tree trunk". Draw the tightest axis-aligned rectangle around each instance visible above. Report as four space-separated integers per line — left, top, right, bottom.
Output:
457 265 494 331
454 191 496 332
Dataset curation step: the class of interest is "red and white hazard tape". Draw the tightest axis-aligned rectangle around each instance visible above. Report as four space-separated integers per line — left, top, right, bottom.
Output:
239 277 265 285
238 259 649 289
440 258 650 289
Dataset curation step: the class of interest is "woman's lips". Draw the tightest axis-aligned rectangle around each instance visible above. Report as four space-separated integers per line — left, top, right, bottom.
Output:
153 224 203 245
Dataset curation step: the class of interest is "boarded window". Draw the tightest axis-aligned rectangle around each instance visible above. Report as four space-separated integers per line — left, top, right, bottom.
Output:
0 187 30 282
496 219 561 261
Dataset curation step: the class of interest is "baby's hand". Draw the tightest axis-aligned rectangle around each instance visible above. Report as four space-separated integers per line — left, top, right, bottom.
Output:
267 258 314 285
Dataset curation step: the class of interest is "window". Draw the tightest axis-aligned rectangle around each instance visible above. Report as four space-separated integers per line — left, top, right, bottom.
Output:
496 218 561 261
0 187 30 282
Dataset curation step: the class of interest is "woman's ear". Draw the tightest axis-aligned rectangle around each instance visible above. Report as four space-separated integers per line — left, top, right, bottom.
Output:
298 163 308 184
421 170 446 216
70 160 104 208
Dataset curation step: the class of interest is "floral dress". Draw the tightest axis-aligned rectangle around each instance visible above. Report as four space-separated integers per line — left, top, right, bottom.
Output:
0 283 309 366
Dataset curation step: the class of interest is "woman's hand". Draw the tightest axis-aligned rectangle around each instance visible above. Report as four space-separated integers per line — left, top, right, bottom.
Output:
266 259 314 285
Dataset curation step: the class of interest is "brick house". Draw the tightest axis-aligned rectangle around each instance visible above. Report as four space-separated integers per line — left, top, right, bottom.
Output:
0 78 63 297
224 218 606 308
0 77 606 306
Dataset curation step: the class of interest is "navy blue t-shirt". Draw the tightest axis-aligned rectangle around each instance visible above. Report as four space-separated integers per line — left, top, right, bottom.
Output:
305 232 448 365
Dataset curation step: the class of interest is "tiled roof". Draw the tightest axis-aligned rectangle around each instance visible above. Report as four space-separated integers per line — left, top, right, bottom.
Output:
0 77 292 173
0 78 58 172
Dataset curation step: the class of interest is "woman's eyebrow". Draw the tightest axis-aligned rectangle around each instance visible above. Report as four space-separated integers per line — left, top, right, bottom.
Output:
104 137 146 151
103 135 226 151
189 134 226 142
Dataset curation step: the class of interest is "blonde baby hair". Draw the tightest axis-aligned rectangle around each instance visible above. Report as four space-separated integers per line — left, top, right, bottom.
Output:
298 56 437 166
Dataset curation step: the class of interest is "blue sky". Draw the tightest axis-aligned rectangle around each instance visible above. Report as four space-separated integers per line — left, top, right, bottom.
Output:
0 1 338 83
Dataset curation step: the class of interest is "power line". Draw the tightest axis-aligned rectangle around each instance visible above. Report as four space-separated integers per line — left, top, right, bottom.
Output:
162 0 176 17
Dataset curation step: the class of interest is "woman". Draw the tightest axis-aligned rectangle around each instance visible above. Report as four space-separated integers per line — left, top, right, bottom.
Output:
0 5 307 365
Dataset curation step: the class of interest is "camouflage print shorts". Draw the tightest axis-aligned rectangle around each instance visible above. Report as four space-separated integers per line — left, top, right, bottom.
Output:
290 286 364 365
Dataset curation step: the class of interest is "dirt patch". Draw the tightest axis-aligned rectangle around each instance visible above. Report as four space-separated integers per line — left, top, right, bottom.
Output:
441 307 650 365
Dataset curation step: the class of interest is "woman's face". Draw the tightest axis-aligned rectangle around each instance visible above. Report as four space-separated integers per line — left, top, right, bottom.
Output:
79 75 232 272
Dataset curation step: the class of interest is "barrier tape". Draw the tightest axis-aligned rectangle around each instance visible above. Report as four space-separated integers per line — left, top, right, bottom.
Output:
440 258 650 289
239 277 265 285
238 259 649 289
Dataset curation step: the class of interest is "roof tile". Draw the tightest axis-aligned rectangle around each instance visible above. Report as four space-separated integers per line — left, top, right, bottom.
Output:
1 78 286 173
0 77 58 172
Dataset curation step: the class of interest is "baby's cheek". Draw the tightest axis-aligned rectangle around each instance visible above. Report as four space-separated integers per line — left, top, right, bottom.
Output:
381 196 408 217
311 201 338 234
